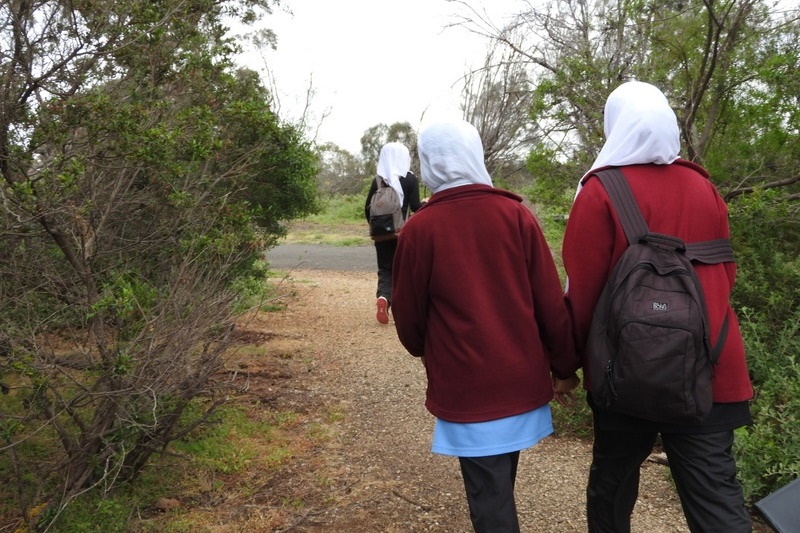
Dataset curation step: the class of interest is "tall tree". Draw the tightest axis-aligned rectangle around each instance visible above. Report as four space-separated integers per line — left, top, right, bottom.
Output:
316 142 368 196
460 44 535 184
360 122 418 178
452 0 800 201
0 0 317 524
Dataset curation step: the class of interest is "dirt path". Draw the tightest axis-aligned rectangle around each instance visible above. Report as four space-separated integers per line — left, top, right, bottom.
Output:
227 269 700 532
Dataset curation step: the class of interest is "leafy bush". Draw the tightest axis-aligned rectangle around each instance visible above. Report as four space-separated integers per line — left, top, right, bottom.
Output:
734 307 800 502
0 1 318 527
728 190 800 330
727 191 800 502
550 371 593 439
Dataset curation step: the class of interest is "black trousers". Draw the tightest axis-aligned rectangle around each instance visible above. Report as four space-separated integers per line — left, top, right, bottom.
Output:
459 452 521 533
587 427 752 533
374 238 397 301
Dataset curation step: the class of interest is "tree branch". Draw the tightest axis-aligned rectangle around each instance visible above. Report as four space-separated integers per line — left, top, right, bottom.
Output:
724 173 800 201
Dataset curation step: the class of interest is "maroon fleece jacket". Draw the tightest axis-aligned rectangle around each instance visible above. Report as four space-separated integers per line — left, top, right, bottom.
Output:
392 184 579 423
562 161 753 403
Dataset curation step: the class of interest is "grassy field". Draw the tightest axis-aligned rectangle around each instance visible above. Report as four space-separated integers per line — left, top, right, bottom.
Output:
281 194 371 246
281 220 370 246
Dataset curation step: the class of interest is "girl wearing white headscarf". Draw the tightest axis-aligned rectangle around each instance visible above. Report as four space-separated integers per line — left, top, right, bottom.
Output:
416 120 493 193
376 142 410 205
562 81 753 533
574 80 680 198
392 120 579 533
365 142 425 324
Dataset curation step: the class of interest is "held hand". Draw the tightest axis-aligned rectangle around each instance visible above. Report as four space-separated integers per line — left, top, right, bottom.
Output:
552 374 580 407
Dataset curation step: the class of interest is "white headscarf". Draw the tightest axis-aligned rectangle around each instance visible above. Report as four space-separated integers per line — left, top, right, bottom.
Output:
376 142 410 206
575 81 680 197
417 120 493 193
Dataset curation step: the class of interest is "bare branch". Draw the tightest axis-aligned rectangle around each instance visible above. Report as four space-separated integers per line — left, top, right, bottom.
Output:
724 173 800 201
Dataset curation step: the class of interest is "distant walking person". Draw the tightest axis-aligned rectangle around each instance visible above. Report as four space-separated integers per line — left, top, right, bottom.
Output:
562 80 754 533
364 142 424 324
391 120 580 533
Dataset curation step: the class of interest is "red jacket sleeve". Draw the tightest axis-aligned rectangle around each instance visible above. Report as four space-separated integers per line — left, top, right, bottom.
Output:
527 215 579 379
562 178 623 357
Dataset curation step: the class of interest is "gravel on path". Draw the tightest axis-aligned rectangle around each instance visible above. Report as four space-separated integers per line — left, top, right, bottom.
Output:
256 269 695 532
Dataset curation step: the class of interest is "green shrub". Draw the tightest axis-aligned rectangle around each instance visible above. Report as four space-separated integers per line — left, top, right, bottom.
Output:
47 498 130 533
729 190 800 332
551 372 593 439
734 306 800 502
727 191 800 503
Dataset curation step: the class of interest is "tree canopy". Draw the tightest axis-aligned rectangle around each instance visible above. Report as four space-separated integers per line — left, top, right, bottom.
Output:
454 0 800 205
0 0 317 524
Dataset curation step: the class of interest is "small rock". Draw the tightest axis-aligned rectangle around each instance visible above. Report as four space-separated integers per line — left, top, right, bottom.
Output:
155 498 180 511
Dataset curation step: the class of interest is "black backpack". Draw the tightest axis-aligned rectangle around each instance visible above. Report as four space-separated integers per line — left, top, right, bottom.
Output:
585 167 734 424
368 179 404 242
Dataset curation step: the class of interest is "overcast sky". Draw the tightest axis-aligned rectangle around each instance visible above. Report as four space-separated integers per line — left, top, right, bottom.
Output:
233 0 521 154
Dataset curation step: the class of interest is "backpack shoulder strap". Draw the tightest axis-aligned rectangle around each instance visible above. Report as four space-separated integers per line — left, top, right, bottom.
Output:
593 168 648 245
594 167 734 360
685 239 735 264
593 168 736 264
